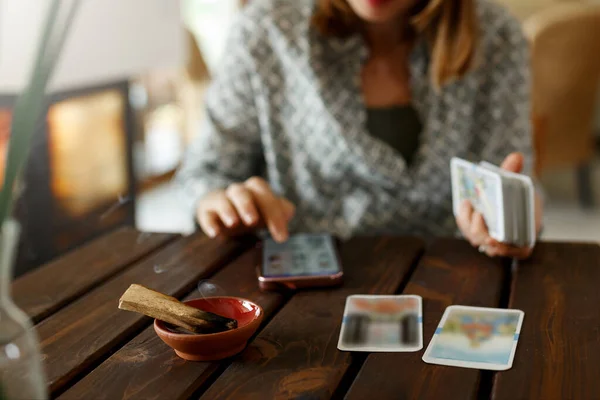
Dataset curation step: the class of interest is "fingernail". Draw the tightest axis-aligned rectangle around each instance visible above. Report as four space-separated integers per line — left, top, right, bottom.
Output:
274 228 288 243
206 227 217 238
286 210 295 221
243 213 257 225
273 232 284 243
223 215 236 227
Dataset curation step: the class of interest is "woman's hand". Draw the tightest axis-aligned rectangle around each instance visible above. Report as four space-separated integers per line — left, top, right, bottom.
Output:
196 177 295 242
456 152 543 259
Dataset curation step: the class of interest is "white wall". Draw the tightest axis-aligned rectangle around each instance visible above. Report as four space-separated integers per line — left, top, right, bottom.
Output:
0 0 185 93
182 0 240 76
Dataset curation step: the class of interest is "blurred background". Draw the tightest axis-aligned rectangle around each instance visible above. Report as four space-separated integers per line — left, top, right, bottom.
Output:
2 0 599 278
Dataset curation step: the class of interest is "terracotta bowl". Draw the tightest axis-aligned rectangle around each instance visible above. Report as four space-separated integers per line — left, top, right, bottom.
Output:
154 297 264 361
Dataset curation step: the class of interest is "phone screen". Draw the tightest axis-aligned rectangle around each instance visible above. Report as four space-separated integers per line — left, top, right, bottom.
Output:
261 234 341 278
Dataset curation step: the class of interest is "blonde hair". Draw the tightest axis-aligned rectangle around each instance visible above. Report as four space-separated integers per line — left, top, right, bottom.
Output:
312 0 478 88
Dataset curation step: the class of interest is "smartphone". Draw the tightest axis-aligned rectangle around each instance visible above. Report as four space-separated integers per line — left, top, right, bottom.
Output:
258 233 343 290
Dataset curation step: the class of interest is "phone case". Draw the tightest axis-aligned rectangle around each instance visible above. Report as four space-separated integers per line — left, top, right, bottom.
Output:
256 237 344 291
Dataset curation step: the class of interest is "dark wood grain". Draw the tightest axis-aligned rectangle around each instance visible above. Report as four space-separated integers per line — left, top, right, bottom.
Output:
199 236 424 400
36 234 253 395
12 227 175 323
59 247 289 400
345 238 507 400
492 241 600 400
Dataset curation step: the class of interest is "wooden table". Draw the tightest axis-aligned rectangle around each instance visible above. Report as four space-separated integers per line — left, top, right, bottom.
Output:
12 227 600 399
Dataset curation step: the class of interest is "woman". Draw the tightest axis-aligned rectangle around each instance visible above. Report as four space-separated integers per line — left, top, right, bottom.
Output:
176 0 543 259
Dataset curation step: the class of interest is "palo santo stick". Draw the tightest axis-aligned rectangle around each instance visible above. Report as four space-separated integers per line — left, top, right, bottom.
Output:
118 284 237 333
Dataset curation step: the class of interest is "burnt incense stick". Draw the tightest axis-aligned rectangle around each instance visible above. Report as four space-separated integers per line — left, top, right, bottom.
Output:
118 284 237 334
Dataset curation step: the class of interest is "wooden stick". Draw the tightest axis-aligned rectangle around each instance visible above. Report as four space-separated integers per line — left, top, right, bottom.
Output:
118 284 237 334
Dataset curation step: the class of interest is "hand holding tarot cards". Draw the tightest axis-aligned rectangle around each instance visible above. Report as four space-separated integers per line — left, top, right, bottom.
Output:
450 157 536 248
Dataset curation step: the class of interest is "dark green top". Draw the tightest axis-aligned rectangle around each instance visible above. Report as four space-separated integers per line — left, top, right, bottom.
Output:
366 105 422 166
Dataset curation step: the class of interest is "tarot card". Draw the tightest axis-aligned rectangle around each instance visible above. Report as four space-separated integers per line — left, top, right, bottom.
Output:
512 174 535 248
451 158 505 241
337 295 423 352
422 305 524 371
479 161 536 247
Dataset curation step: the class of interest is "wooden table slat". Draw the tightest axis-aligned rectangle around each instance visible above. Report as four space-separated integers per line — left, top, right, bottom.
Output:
36 234 253 395
345 239 507 400
492 241 600 400
58 247 289 400
199 236 424 400
12 227 175 322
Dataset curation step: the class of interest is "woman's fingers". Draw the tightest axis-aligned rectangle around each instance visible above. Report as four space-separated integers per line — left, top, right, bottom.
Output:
474 222 532 260
500 152 524 173
212 195 240 228
198 209 222 238
469 212 489 247
456 200 474 241
226 184 260 226
456 199 498 255
455 187 536 259
244 177 289 242
197 190 243 237
487 246 531 259
280 197 296 221
456 200 490 247
485 238 533 260
196 179 295 241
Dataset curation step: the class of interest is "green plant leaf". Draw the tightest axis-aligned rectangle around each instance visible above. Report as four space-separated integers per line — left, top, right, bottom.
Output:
0 0 80 226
